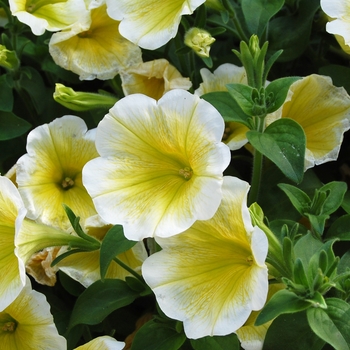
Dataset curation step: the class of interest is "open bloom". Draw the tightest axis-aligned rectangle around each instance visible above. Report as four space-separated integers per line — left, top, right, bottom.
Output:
83 89 230 240
9 0 89 36
269 74 350 170
57 216 148 287
142 176 269 339
16 115 98 229
120 59 192 100
49 3 142 80
0 277 66 349
105 0 206 49
321 0 350 54
0 176 26 311
75 336 124 350
195 63 250 150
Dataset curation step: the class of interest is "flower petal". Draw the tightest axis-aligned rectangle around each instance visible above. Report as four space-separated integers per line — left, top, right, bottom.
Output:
75 336 124 350
0 276 66 349
106 0 205 49
281 74 350 170
0 177 26 311
142 176 269 339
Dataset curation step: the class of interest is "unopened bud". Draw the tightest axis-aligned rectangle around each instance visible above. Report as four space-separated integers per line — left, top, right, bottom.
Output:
0 45 20 71
184 28 215 58
53 83 118 111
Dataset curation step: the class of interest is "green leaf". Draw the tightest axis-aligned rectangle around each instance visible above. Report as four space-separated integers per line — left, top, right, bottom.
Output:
19 66 47 114
0 74 13 112
277 183 310 215
201 91 251 126
263 311 325 350
268 0 320 61
319 181 348 216
0 111 31 140
100 225 137 281
307 298 350 350
341 191 350 215
241 0 284 37
131 319 186 350
247 118 306 183
294 233 323 269
226 83 255 116
265 77 301 113
255 289 310 326
191 333 240 350
68 279 138 330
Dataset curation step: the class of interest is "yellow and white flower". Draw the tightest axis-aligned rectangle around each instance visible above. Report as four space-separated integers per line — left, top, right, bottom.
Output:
121 59 192 100
0 277 66 349
195 63 250 150
74 336 124 350
16 115 98 229
142 176 269 339
321 0 350 54
0 176 26 311
105 0 206 49
9 0 89 36
49 2 142 80
83 89 231 240
270 74 350 170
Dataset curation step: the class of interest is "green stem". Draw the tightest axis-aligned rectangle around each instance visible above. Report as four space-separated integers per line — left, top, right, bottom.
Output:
248 147 263 205
113 257 144 284
248 116 266 205
221 0 249 42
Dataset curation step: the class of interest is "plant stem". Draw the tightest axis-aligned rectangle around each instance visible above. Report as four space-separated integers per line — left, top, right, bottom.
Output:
113 257 144 284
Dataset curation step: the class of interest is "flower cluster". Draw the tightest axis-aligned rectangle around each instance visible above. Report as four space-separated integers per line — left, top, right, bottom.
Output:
1 0 350 349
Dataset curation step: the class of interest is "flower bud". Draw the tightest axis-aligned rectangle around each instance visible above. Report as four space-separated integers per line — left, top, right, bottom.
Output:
0 45 20 71
184 28 215 58
53 83 118 111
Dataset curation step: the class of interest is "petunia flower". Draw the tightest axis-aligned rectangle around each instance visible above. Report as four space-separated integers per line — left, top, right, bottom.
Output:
49 2 142 80
321 0 350 54
195 63 250 150
9 0 89 36
57 215 148 287
269 74 350 170
83 89 231 241
142 176 269 339
16 115 98 230
236 283 285 350
120 58 192 100
74 335 124 350
0 176 26 311
105 0 206 50
0 276 66 349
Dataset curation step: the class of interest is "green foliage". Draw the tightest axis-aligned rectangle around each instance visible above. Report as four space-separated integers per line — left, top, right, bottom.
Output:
307 298 350 350
247 118 306 183
190 333 240 349
68 279 139 330
131 319 187 350
100 225 137 281
241 0 284 38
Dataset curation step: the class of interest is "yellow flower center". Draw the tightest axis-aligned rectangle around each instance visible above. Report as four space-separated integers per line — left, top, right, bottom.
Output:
78 30 93 38
246 255 254 265
179 167 193 180
0 313 17 334
61 176 75 190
